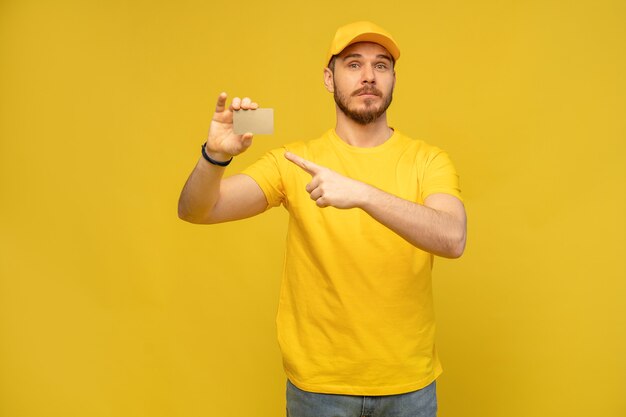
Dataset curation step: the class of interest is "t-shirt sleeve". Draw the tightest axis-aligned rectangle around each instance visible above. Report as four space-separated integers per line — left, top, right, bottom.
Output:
420 150 463 202
241 148 286 209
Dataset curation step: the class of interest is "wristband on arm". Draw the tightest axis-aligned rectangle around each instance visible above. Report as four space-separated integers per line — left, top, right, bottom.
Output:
201 142 233 167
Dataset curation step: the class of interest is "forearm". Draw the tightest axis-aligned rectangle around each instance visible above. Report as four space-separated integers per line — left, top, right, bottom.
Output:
359 186 466 258
177 156 227 223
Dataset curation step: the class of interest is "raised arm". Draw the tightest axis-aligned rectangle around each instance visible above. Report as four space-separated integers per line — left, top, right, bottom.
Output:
177 93 268 224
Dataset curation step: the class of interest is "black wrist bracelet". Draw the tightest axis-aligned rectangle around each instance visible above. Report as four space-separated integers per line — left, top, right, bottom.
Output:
201 142 233 167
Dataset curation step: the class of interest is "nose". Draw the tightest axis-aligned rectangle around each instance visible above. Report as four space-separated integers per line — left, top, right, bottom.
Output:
361 65 376 84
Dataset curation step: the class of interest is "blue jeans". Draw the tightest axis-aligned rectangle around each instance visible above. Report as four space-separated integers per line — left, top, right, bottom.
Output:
286 379 438 417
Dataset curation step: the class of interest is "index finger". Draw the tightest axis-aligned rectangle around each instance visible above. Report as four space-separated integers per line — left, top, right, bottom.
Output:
284 152 322 175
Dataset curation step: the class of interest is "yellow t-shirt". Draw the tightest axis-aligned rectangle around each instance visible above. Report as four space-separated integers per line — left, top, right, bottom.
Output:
242 129 462 396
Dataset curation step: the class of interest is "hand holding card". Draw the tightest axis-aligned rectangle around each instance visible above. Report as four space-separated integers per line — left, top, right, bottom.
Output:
205 93 266 159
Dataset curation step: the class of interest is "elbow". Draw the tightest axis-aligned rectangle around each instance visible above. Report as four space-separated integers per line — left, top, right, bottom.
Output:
177 202 207 224
178 206 195 223
446 216 467 259
448 239 466 259
443 229 467 259
178 207 219 225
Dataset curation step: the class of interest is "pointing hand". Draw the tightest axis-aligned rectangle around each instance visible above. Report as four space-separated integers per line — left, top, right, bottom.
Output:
284 152 370 209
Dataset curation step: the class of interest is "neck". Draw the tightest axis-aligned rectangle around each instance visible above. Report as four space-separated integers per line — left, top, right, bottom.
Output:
334 108 393 147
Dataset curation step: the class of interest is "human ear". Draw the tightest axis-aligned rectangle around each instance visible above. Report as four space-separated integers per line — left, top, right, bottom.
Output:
323 68 334 93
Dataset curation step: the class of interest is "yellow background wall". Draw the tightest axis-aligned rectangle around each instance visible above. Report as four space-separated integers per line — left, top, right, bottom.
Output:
1 0 624 416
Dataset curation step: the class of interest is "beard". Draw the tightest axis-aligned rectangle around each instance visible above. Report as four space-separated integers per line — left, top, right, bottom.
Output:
333 82 393 125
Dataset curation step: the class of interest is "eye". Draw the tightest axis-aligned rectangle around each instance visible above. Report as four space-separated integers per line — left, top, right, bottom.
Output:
348 62 360 69
375 63 388 70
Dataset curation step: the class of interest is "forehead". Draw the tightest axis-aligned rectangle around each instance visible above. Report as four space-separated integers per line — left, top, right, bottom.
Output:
337 41 393 60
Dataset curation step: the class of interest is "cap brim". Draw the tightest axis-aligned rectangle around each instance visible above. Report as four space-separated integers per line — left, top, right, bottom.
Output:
326 32 400 66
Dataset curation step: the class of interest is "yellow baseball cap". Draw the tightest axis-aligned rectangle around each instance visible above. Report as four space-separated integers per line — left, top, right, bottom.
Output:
326 21 401 67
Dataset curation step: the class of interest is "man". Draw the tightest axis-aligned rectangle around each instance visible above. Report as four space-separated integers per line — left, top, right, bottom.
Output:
178 21 466 417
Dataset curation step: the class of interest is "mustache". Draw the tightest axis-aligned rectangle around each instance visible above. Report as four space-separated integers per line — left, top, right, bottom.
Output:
352 86 382 97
